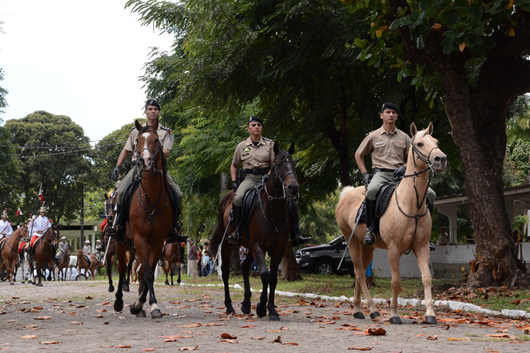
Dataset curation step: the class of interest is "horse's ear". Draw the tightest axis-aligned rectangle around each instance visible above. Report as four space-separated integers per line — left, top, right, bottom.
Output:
104 193 108 200
410 122 417 137
135 120 142 130
288 143 295 156
427 122 434 135
273 141 279 156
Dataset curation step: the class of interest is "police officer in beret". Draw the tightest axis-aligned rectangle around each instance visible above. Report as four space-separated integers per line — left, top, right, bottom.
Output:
109 99 187 244
227 116 310 246
355 102 436 246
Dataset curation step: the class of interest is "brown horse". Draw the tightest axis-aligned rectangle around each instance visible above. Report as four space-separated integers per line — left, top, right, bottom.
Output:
0 225 29 284
335 123 447 324
29 224 59 286
104 191 136 293
113 121 173 319
209 143 299 321
76 249 97 280
160 242 182 285
56 243 71 281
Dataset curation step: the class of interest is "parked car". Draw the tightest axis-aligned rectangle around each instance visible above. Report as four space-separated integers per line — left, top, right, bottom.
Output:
295 235 354 275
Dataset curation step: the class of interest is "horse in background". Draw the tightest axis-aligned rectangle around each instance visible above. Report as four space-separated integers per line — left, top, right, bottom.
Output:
113 121 173 319
56 243 72 281
209 143 299 321
29 224 59 286
160 242 182 285
104 190 136 293
76 249 97 280
0 225 29 284
336 123 447 324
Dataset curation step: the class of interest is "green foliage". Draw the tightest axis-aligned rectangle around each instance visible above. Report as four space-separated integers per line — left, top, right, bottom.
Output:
4 111 92 223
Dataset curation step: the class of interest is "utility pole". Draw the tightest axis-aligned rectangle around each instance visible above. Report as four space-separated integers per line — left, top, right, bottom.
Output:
80 183 84 247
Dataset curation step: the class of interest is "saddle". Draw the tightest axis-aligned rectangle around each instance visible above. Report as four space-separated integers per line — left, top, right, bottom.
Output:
356 182 399 235
122 177 179 222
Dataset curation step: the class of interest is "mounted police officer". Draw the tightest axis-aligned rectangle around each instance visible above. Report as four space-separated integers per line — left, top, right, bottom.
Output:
55 236 68 261
29 206 51 256
108 99 187 244
82 240 92 264
0 209 13 245
355 102 436 246
227 116 310 246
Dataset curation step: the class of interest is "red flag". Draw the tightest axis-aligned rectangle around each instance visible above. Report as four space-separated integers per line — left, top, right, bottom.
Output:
16 207 23 216
38 193 44 202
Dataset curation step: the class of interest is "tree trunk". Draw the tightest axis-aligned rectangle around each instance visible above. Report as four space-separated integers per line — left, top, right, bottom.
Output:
328 85 352 186
436 58 521 287
281 242 302 281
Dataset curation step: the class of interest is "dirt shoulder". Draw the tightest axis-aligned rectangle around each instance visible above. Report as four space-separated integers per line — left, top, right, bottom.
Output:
1 280 529 352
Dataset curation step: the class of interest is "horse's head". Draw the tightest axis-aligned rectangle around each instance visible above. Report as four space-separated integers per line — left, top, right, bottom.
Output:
410 122 447 174
17 224 29 240
47 223 59 247
135 120 162 172
104 189 117 225
269 142 300 199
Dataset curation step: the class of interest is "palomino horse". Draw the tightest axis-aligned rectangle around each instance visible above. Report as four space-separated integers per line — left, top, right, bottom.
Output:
76 249 97 280
113 121 173 319
29 224 59 286
209 143 299 321
160 242 182 285
336 123 447 324
56 243 71 281
0 225 29 284
104 191 136 293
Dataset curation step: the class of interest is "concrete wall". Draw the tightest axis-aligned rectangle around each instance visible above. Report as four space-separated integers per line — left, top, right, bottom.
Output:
372 243 530 279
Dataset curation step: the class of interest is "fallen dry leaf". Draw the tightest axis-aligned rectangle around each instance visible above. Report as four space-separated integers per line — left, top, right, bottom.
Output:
20 335 38 339
40 341 60 345
272 336 282 344
177 347 198 351
447 337 470 341
219 339 239 344
24 325 38 329
142 349 156 352
241 325 255 328
427 335 438 340
70 321 83 325
367 328 386 336
251 336 266 340
116 344 132 348
348 348 373 351
33 317 52 321
283 342 299 346
220 333 236 339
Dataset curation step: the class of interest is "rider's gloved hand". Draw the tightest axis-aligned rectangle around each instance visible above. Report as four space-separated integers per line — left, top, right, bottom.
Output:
111 165 121 181
232 180 238 192
362 172 372 188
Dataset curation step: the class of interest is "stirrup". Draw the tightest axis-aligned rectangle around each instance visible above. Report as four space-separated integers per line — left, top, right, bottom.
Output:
364 231 376 246
227 233 240 245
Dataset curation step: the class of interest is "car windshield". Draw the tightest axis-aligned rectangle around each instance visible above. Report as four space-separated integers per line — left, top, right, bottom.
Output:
328 236 345 246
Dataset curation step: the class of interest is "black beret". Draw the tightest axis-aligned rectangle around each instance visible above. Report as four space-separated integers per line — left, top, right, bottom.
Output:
248 116 263 125
380 102 399 114
145 99 161 110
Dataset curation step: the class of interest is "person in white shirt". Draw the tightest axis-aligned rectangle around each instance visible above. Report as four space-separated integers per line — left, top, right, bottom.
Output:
29 206 51 254
82 240 92 264
0 209 14 244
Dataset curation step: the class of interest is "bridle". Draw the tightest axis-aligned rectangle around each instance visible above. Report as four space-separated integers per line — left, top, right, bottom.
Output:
135 128 164 175
395 133 439 254
259 153 298 233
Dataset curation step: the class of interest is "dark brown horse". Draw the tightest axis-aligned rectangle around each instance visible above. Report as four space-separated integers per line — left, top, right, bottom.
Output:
160 242 182 285
113 121 173 319
209 143 299 321
0 225 29 284
56 243 71 281
104 191 136 293
76 249 97 280
29 224 59 286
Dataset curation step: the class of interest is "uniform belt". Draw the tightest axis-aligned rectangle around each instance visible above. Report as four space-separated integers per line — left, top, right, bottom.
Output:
244 167 270 175
374 168 395 173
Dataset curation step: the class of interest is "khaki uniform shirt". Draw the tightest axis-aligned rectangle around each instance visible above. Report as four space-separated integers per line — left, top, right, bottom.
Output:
232 137 274 170
124 122 174 162
356 126 410 170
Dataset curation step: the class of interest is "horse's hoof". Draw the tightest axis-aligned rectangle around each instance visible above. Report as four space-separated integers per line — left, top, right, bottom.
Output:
164 281 169 286
151 309 163 319
114 300 124 312
130 304 142 315
10 282 14 286
123 284 130 292
390 316 402 324
269 313 280 321
241 302 251 315
136 310 146 318
226 307 235 316
108 286 114 293
256 303 266 318
177 279 181 284
370 312 381 319
353 312 365 319
21 281 25 284
424 316 437 325
37 283 43 287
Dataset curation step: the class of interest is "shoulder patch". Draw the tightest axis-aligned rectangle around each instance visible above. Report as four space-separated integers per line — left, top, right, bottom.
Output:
159 124 173 134
263 137 273 142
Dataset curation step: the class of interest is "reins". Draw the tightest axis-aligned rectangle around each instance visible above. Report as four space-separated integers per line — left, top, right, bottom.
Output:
395 136 439 255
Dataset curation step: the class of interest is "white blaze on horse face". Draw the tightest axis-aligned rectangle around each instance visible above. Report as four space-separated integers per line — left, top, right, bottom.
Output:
140 132 153 169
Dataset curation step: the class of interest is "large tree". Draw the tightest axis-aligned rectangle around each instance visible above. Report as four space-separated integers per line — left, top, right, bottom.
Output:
5 111 92 223
344 0 530 287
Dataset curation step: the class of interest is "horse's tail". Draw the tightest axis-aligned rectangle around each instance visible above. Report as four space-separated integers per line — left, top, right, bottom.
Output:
339 186 355 200
208 192 233 256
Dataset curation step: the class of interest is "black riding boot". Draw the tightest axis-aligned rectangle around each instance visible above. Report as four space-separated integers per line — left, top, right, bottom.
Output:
364 199 377 246
227 205 243 244
106 204 125 243
288 200 311 247
167 208 188 244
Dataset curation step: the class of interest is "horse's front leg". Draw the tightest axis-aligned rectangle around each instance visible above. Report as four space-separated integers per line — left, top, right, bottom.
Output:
253 245 269 319
146 254 163 319
266 252 283 321
106 253 114 292
349 240 377 319
240 252 253 315
414 245 437 324
221 243 234 315
113 243 127 312
388 248 403 324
